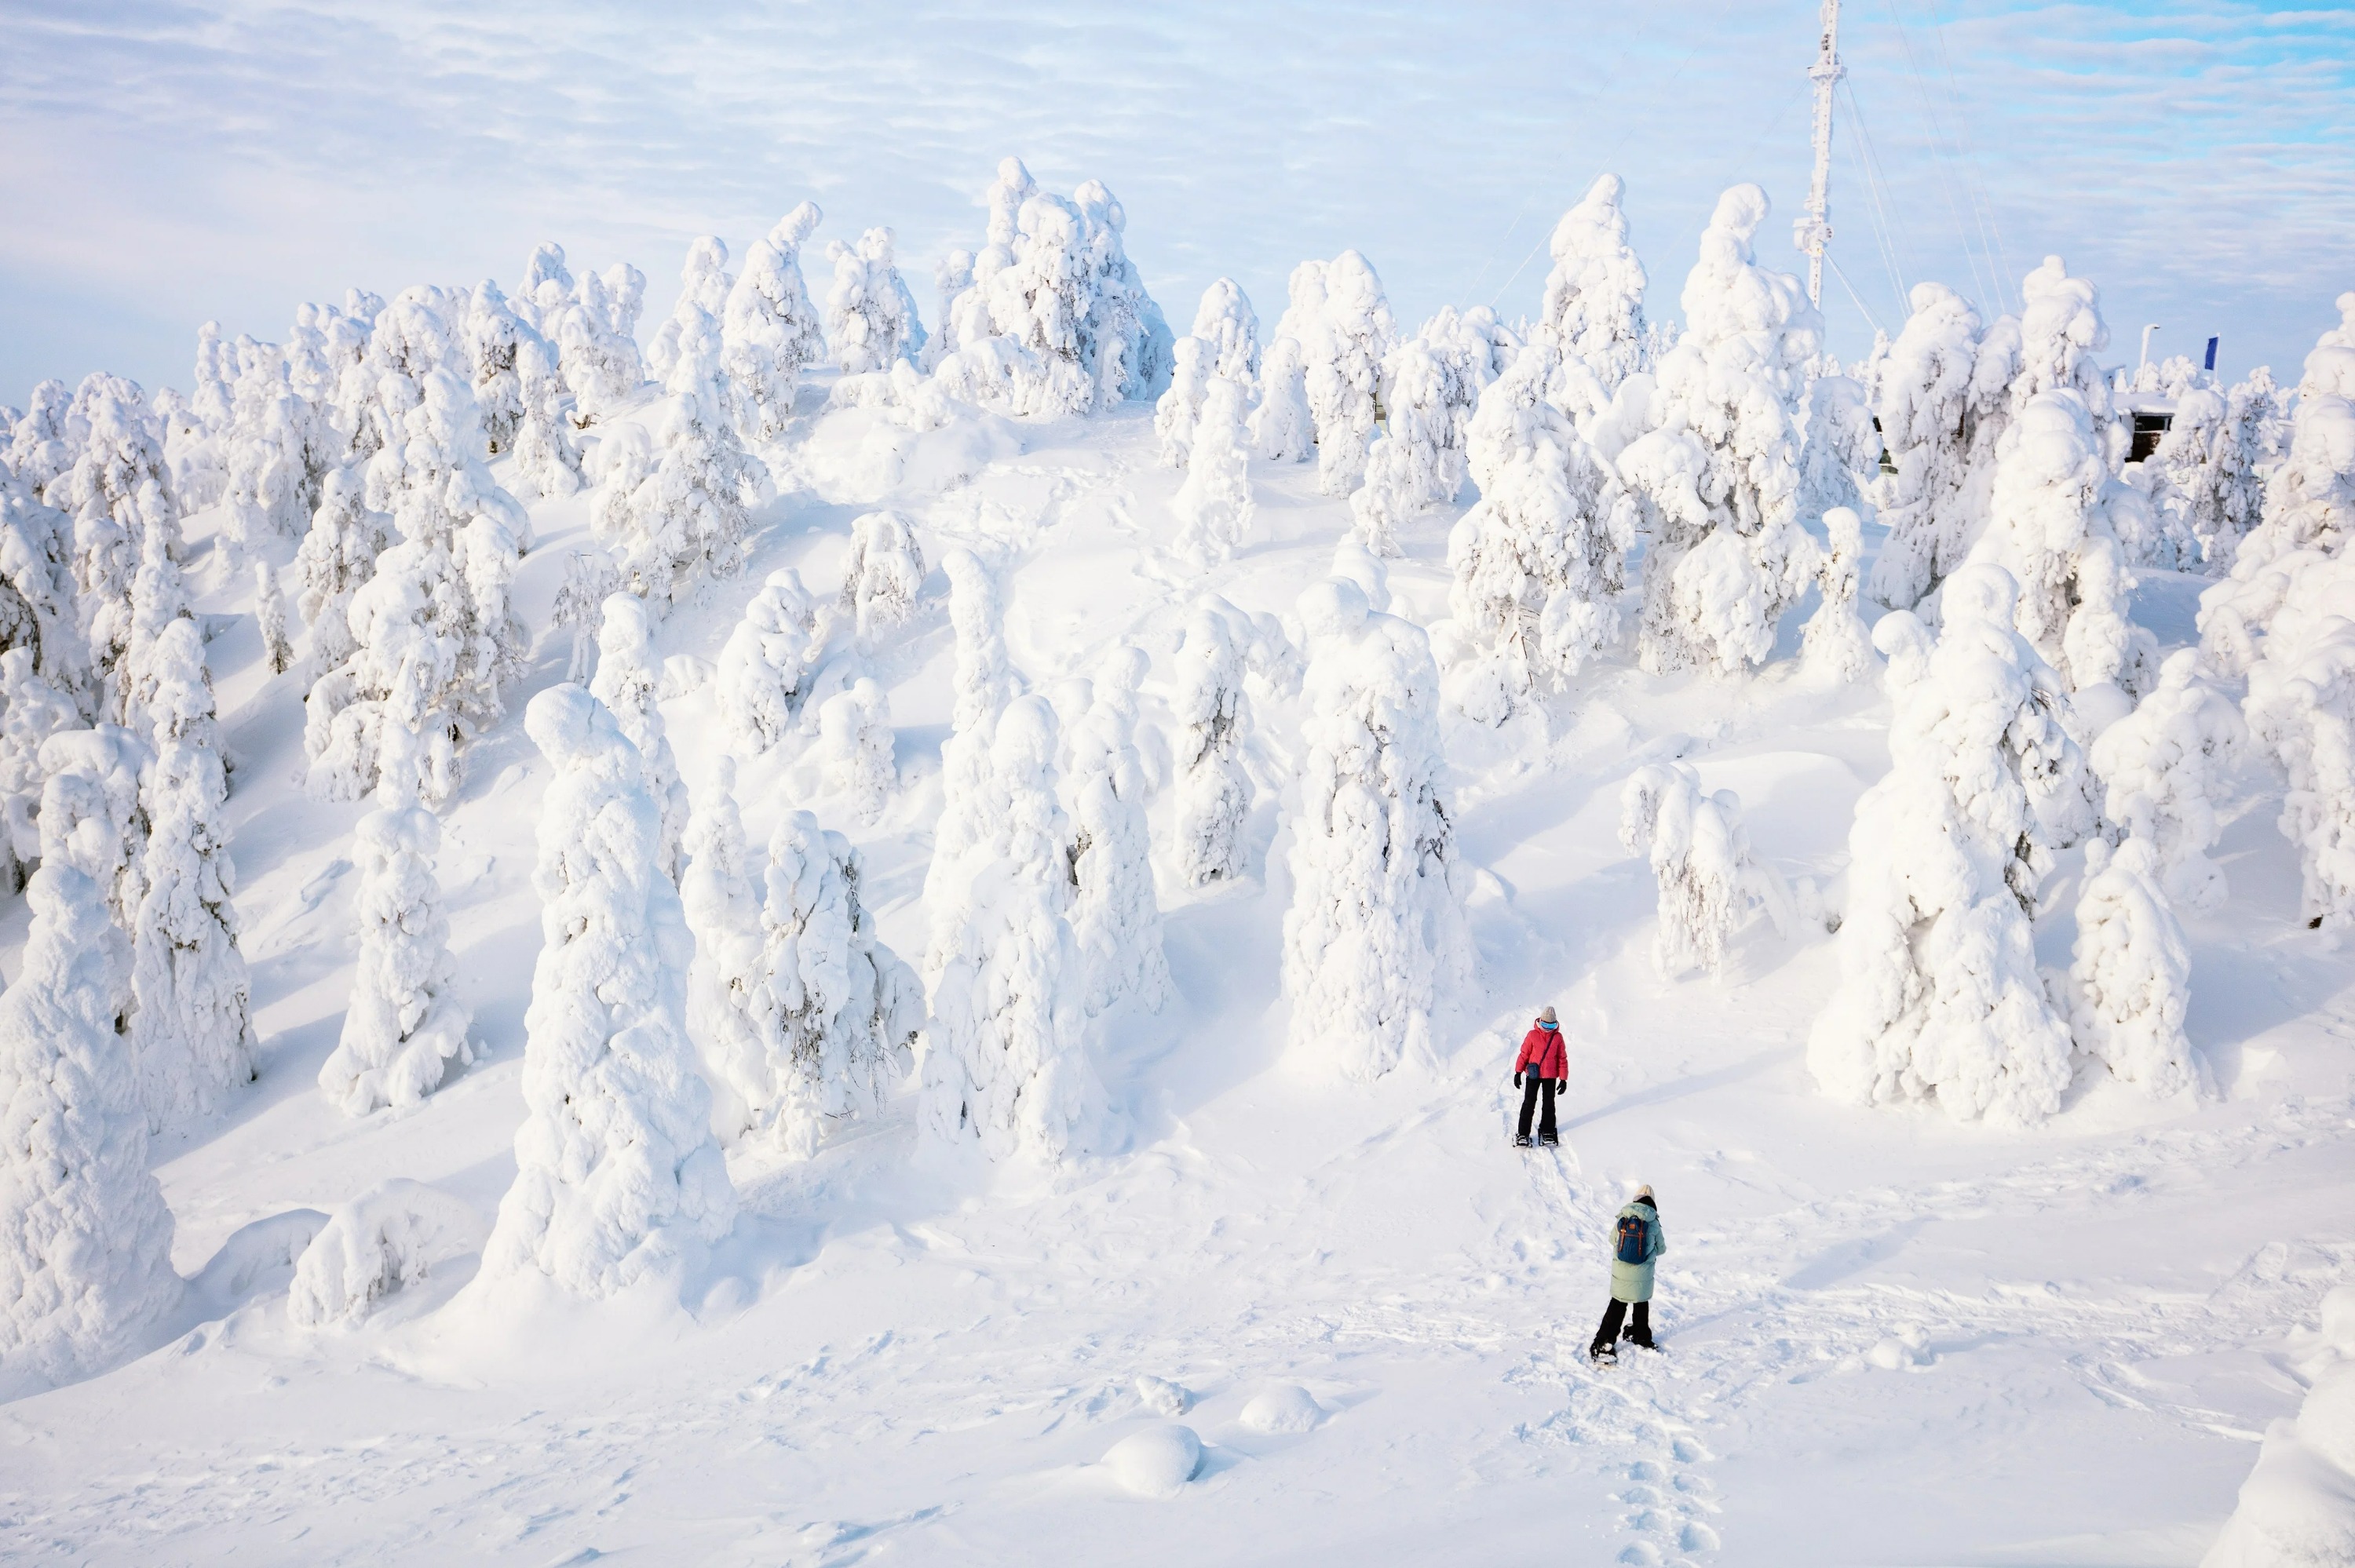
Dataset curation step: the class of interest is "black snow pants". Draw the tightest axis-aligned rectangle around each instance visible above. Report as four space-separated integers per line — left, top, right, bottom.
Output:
1591 1298 1652 1354
1516 1075 1558 1142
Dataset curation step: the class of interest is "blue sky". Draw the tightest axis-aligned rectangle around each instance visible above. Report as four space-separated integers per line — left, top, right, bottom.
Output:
2 0 2349 402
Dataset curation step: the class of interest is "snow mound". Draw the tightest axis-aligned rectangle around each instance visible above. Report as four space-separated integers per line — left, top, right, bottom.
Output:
2204 1291 2355 1566
1240 1382 1324 1434
288 1179 490 1328
1134 1374 1189 1417
1101 1423 1201 1498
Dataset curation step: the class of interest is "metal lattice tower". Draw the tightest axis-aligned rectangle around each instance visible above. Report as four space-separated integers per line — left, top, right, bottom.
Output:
1795 0 1844 308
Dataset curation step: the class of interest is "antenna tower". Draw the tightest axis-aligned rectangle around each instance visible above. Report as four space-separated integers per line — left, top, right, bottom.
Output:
1795 0 1844 307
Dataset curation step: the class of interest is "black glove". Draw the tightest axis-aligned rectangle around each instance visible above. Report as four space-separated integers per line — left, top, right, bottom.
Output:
1513 1073 1523 1089
1556 1078 1567 1092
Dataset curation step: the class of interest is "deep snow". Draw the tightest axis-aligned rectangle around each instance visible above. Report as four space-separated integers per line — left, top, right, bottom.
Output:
1 380 2350 1566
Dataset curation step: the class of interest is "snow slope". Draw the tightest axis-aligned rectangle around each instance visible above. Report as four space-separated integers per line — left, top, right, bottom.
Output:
1 378 2350 1566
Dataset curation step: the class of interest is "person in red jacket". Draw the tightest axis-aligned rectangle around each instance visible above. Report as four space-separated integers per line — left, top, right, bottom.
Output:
1513 1005 1568 1147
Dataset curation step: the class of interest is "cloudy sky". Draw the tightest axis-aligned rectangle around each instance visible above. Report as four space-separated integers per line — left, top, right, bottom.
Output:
3 0 2349 401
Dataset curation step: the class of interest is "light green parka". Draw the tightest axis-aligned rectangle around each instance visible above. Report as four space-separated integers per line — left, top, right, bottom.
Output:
1609 1198 1665 1304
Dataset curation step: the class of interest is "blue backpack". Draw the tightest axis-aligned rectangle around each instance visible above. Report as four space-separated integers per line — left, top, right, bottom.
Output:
1614 1211 1649 1265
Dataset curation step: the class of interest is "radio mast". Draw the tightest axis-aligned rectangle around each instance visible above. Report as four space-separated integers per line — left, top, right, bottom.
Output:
1795 0 1844 308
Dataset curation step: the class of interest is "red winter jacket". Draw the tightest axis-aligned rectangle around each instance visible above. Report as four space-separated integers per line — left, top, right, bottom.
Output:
1515 1024 1566 1080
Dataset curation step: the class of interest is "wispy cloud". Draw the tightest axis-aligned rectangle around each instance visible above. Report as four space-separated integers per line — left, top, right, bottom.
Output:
1 0 2346 396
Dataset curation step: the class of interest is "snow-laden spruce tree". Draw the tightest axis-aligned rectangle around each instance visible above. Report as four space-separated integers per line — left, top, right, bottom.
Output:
41 724 151 938
590 593 689 881
119 520 195 744
677 759 766 1139
715 567 820 755
305 364 526 807
1797 371 1878 527
1154 336 1214 470
221 342 319 567
481 685 736 1297
1353 328 1472 558
1808 563 2097 1124
2068 837 2196 1099
1282 578 1473 1079
0 649 80 880
2199 299 2355 676
55 375 178 708
1444 341 1628 715
0 455 91 709
1801 505 1879 684
825 225 921 377
255 560 293 674
1537 173 1649 392
1071 177 1174 407
1620 761 1795 978
508 328 583 502
7 379 78 498
647 235 734 388
1250 334 1316 463
1155 280 1261 469
1192 277 1260 386
292 465 391 679
462 282 529 456
316 771 474 1117
925 550 1022 922
1172 376 1254 567
1967 389 2150 702
1867 283 2014 611
548 547 619 684
1618 185 1822 676
2087 648 2247 910
2239 556 2355 932
2008 256 2116 436
557 263 648 422
0 862 181 1397
1273 253 1397 496
1172 595 1257 887
737 812 922 1157
1064 649 1172 1017
922 694 1105 1161
153 385 216 516
838 509 926 645
722 202 827 444
814 677 895 825
129 617 254 1130
600 304 765 612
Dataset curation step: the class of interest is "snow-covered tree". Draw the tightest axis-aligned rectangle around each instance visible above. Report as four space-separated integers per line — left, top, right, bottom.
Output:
1537 173 1649 392
715 567 820 755
723 202 827 443
7 380 77 498
255 560 293 675
2239 553 2355 932
1249 334 1316 463
130 617 254 1130
1171 596 1258 887
316 795 473 1117
1353 324 1477 557
1801 505 1878 683
1796 371 1877 528
2008 256 2116 439
1274 253 1396 496
0 458 90 709
825 224 922 377
1619 761 1794 977
2087 648 2247 910
646 235 733 387
1191 277 1260 387
219 342 319 567
598 304 765 611
0 862 181 1396
1807 563 2096 1123
2068 837 2196 1099
1444 341 1628 713
548 547 620 684
40 724 151 937
813 676 895 825
557 263 648 421
838 509 926 644
589 593 688 880
481 685 736 1297
1867 283 2014 611
678 758 765 1140
1968 389 2152 703
0 649 80 881
1154 335 1214 470
56 375 177 706
507 329 583 501
1282 579 1473 1079
462 283 528 456
292 465 391 680
737 812 922 1156
925 550 1022 914
1618 186 1822 676
515 242 575 336
1064 649 1171 1016
305 363 526 807
1071 177 1173 408
921 694 1104 1161
119 520 195 745
1172 376 1254 567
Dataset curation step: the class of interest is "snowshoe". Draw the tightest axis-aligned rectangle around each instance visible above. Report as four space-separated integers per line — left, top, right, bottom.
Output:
1538 1133 1560 1148
1590 1344 1617 1365
1513 1134 1532 1147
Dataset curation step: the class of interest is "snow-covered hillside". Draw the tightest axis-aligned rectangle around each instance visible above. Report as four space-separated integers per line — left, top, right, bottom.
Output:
2 161 2353 1566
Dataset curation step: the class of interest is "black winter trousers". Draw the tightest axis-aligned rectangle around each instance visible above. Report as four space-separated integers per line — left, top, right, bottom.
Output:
1516 1075 1559 1141
1591 1298 1652 1354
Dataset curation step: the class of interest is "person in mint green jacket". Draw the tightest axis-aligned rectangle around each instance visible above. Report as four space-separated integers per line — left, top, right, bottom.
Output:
1589 1185 1664 1360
